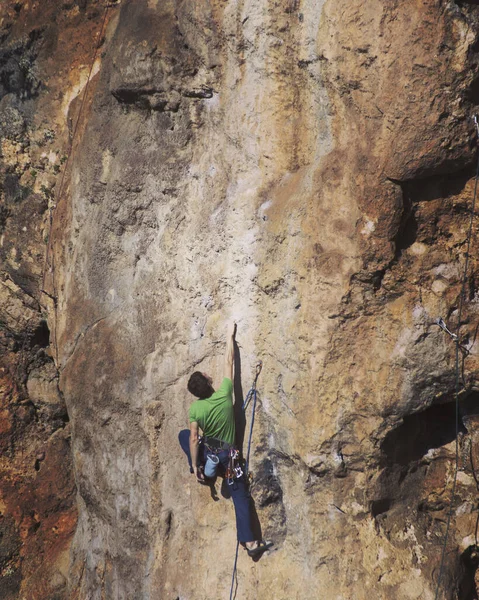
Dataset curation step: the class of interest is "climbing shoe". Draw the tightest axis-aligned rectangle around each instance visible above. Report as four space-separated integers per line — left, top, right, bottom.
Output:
246 540 273 558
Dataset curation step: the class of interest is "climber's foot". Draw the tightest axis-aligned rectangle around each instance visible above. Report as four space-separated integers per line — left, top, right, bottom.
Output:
245 540 273 558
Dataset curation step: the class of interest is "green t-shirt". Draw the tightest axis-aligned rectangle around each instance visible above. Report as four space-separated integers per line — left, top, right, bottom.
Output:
189 377 235 445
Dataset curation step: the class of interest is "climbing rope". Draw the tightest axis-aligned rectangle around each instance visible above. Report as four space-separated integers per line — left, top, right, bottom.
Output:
243 361 263 474
40 1 110 362
434 116 479 599
469 443 479 549
229 361 262 600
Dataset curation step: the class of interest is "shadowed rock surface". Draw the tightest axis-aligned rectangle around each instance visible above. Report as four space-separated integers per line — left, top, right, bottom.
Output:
3 0 479 598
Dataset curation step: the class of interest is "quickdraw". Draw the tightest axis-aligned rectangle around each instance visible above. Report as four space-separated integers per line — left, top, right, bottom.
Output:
435 317 470 356
226 448 243 485
435 317 457 341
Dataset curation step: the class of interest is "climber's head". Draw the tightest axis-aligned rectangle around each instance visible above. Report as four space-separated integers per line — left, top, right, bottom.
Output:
188 371 214 399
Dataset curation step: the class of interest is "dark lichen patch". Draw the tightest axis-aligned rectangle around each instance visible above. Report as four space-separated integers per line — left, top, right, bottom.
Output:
0 516 22 597
253 457 284 508
251 456 287 546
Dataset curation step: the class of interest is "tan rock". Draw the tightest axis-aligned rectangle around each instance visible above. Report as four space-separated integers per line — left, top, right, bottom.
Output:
3 0 479 599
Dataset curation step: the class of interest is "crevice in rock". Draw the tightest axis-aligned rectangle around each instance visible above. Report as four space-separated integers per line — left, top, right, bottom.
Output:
182 87 213 99
402 169 472 203
394 190 418 257
111 87 170 111
112 83 212 113
466 75 479 105
380 400 469 467
370 392 479 522
29 320 50 349
391 167 473 260
459 545 479 600
371 498 393 518
381 392 479 468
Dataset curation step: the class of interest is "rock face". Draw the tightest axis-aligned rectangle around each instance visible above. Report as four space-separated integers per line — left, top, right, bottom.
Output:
0 1 111 598
3 0 479 598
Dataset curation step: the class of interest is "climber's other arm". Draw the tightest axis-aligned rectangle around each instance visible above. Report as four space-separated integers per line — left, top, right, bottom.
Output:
189 420 203 482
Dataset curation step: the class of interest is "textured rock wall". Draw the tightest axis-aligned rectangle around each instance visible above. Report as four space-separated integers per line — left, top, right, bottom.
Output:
0 1 113 597
4 0 479 599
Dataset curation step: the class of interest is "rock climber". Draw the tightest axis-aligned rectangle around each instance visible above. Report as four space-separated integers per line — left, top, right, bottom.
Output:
188 322 271 558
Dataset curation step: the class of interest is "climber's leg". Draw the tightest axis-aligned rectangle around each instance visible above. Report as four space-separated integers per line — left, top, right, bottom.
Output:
229 476 255 543
178 429 193 472
217 449 255 542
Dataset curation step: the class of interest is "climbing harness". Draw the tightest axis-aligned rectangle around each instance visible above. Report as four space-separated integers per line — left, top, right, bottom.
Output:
229 360 263 600
434 116 479 600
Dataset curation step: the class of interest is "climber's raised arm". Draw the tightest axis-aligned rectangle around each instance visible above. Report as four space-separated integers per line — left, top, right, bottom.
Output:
224 322 236 380
185 318 271 557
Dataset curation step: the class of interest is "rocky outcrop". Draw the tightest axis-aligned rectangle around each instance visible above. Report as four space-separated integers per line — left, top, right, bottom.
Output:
0 1 114 597
3 0 479 598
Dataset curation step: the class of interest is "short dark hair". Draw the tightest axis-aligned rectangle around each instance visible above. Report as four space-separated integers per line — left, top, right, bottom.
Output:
188 371 213 399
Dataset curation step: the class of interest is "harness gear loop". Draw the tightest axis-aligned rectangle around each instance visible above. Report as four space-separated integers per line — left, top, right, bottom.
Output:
226 448 242 485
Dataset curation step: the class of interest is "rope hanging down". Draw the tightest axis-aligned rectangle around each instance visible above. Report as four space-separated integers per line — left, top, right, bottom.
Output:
434 116 479 600
243 361 263 474
229 361 262 600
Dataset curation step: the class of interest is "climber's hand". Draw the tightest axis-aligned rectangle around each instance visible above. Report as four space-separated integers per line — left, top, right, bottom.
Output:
196 467 205 483
227 321 237 339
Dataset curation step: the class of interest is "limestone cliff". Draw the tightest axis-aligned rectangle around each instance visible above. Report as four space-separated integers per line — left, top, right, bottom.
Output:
2 0 479 599
0 1 110 598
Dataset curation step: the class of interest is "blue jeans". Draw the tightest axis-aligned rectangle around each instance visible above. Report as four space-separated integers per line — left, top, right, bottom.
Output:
201 445 255 543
